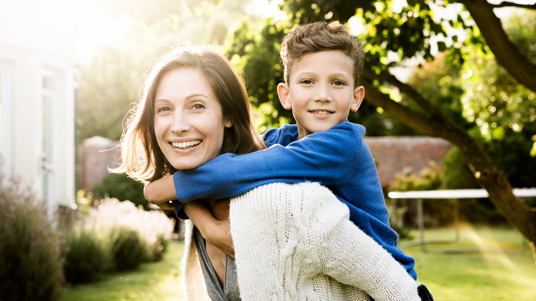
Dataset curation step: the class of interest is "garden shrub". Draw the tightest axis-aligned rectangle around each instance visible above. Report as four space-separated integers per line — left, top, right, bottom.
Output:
0 176 63 301
110 226 150 271
62 228 111 284
484 130 536 188
152 234 169 262
84 198 174 267
442 147 509 224
92 173 148 210
441 147 479 190
61 198 174 284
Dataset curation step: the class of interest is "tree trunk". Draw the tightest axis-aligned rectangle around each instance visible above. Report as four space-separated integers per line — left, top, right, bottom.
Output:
362 78 536 261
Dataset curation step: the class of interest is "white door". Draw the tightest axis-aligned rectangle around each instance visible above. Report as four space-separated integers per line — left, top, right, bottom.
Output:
42 70 56 204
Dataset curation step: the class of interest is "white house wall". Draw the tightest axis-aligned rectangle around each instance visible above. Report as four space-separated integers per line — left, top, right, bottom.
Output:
0 1 78 212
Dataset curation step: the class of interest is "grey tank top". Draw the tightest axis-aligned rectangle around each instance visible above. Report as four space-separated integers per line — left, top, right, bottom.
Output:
193 227 241 301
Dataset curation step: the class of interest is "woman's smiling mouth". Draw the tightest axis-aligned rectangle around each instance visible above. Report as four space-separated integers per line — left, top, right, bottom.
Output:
171 140 202 149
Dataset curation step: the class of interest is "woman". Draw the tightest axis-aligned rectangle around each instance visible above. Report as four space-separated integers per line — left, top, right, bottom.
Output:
117 44 420 300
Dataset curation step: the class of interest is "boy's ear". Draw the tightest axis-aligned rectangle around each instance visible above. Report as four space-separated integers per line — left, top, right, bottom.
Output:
350 86 365 112
277 83 292 110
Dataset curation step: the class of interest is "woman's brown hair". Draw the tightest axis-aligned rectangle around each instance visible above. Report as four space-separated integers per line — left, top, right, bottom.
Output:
116 44 265 182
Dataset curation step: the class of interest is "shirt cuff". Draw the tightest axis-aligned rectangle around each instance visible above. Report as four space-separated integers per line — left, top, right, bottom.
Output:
172 199 189 220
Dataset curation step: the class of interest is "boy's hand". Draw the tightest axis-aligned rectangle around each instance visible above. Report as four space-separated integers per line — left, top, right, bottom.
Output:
204 218 234 259
183 201 235 259
153 201 175 211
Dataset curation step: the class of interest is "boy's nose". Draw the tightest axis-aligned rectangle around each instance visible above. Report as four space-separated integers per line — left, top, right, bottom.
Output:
315 84 332 102
171 111 191 134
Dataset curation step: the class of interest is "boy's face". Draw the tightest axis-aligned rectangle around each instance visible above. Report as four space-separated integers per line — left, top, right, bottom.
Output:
277 50 364 139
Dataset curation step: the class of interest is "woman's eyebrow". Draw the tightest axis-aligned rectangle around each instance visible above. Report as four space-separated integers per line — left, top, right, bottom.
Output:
154 93 211 103
154 98 170 104
185 93 211 100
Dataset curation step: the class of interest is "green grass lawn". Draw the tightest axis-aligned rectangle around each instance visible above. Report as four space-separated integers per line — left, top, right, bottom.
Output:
401 224 536 301
59 241 185 301
60 225 536 301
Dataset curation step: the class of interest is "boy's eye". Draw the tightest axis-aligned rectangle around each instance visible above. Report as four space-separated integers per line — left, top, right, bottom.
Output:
333 80 346 86
300 79 313 85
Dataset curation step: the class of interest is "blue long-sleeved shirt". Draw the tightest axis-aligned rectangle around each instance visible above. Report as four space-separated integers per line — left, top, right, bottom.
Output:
173 121 417 279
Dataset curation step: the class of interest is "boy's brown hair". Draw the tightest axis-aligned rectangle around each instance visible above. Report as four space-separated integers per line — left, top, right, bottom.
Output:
280 21 365 87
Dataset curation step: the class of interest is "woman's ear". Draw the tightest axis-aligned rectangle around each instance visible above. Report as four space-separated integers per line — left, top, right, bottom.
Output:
350 86 365 112
225 118 233 128
277 83 292 110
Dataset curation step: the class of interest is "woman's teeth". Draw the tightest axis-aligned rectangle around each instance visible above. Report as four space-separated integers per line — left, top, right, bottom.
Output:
172 140 201 149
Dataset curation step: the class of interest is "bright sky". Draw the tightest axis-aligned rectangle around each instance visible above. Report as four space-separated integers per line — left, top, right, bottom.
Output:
66 0 286 59
0 0 125 60
5 0 531 61
248 0 286 20
58 0 125 59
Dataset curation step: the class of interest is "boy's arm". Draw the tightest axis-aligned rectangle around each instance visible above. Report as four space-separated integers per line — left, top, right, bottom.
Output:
173 122 363 207
144 177 176 209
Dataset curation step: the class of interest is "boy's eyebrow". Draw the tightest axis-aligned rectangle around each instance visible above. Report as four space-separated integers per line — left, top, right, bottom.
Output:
294 71 352 78
292 71 315 78
329 72 352 78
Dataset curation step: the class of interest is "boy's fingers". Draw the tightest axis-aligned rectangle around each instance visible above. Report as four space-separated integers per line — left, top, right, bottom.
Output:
156 201 174 210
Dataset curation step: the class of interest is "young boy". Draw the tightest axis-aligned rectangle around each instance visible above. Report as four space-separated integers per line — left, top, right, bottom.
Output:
146 21 432 298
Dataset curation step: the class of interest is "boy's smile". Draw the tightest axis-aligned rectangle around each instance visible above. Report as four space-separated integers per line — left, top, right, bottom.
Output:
277 50 364 139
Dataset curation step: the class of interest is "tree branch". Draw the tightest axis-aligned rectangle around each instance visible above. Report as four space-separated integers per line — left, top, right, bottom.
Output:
362 69 443 117
462 0 536 93
489 1 536 10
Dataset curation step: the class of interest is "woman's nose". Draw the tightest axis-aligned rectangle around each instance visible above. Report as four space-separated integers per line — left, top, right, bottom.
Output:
170 111 191 134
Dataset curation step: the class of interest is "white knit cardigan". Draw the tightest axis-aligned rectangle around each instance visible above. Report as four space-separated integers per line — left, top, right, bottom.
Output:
181 182 420 301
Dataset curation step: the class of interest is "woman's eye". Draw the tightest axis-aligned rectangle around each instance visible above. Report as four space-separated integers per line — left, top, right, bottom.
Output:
156 106 171 113
193 103 206 110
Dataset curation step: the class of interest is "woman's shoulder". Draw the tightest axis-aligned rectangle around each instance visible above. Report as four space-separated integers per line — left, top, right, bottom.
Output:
236 182 330 199
232 182 349 222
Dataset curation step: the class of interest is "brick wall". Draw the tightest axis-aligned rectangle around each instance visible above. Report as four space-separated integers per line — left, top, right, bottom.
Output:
364 136 453 187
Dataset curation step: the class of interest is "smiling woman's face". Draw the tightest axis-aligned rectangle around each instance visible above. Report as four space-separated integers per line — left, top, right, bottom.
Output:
153 68 232 170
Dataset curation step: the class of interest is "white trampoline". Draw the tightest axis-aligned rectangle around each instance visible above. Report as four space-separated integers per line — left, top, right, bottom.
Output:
387 188 536 254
